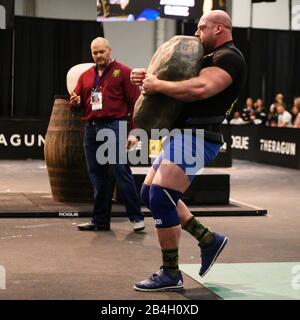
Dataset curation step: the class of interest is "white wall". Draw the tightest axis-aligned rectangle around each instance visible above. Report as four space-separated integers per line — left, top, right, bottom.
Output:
231 0 252 28
252 0 290 30
36 0 96 21
15 0 24 15
292 0 300 30
103 21 156 68
232 0 290 30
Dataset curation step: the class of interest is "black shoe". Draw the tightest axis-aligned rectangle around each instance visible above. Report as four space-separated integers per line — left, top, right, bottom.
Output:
77 222 110 231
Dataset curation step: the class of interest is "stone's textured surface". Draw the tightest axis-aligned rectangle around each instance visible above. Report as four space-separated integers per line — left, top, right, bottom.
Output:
134 36 204 133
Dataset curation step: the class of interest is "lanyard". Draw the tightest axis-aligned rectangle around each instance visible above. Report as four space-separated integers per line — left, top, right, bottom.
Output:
94 60 113 90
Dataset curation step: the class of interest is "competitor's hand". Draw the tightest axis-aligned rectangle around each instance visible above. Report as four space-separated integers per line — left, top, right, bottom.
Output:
130 68 147 86
127 135 139 150
70 91 81 106
142 74 160 95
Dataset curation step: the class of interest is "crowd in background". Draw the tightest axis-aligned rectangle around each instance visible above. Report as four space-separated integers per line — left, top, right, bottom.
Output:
228 93 300 128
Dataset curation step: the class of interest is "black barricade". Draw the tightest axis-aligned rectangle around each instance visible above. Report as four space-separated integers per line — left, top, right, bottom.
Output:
231 125 300 169
231 125 257 161
0 119 48 159
1 119 300 170
256 126 300 169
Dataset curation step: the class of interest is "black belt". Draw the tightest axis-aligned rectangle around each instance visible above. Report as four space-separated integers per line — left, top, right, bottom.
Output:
184 116 225 125
181 116 225 145
180 127 224 145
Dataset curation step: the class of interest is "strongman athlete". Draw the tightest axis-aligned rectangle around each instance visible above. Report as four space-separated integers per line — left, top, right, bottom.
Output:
131 10 247 291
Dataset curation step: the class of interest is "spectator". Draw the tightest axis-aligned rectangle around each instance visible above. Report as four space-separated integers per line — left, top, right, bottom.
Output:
253 98 267 125
293 112 300 128
291 97 300 128
230 111 245 125
293 96 300 108
267 94 283 126
291 97 300 123
269 93 284 113
241 97 254 122
277 103 292 127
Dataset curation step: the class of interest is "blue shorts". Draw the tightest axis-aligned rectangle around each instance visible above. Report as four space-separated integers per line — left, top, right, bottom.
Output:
152 131 221 182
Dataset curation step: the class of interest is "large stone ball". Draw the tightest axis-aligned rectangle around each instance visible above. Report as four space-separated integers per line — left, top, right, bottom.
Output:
133 35 204 133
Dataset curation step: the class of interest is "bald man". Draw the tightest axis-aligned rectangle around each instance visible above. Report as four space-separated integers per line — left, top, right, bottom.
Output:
131 10 247 291
70 37 144 232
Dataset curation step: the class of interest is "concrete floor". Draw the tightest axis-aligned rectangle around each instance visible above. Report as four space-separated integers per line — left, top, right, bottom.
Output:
0 159 299 300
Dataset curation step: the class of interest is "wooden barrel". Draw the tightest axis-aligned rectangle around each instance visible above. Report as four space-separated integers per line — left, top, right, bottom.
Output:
44 96 93 202
133 35 204 133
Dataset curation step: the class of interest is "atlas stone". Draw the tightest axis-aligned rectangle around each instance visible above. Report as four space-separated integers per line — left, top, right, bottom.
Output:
133 35 204 133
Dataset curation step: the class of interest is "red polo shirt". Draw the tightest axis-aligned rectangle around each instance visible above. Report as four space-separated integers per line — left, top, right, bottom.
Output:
72 60 140 128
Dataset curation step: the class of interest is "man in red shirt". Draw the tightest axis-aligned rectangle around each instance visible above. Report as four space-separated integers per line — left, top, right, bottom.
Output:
70 37 144 232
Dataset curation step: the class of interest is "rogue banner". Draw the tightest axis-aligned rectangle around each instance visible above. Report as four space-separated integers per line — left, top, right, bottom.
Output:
0 0 14 29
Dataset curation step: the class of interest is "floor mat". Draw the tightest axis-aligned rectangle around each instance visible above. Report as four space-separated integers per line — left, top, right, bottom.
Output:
180 262 300 300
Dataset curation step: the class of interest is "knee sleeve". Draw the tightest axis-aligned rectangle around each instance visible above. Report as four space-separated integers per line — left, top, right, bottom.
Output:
149 184 182 228
140 183 151 209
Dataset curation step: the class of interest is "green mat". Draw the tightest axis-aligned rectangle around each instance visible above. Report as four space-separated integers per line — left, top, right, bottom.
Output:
180 262 300 300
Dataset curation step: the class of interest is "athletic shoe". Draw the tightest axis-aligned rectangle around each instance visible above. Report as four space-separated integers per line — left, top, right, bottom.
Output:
199 232 228 277
133 267 183 292
132 220 145 232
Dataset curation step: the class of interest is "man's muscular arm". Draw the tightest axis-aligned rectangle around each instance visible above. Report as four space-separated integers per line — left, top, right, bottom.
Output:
142 67 233 102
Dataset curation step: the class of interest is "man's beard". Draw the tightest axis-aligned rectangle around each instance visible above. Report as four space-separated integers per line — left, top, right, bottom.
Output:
202 41 214 54
97 60 108 68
